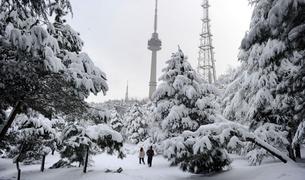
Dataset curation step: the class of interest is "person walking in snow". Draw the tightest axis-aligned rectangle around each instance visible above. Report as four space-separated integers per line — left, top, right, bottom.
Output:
146 146 154 167
139 147 145 164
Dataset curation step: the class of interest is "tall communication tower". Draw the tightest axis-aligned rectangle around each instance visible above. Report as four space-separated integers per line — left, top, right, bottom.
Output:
148 0 161 99
197 0 216 83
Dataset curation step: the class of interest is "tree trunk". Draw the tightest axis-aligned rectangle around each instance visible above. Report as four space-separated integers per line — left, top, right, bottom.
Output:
52 149 55 155
287 144 296 161
16 160 21 180
41 155 46 172
287 130 296 161
83 145 89 173
295 144 301 159
0 101 22 142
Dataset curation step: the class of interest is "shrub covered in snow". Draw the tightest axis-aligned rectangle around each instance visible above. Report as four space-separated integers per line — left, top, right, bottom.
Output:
162 120 235 174
163 134 231 174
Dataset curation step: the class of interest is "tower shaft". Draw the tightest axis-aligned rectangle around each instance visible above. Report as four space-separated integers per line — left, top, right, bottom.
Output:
148 0 161 99
197 0 216 83
149 51 157 97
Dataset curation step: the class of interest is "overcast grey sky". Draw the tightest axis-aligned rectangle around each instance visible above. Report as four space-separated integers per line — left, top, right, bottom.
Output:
67 0 253 102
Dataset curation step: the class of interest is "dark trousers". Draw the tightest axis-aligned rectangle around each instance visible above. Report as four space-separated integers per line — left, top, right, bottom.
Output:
147 157 153 167
139 158 145 164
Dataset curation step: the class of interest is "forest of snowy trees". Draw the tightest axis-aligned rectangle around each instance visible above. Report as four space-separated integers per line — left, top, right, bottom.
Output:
0 0 305 179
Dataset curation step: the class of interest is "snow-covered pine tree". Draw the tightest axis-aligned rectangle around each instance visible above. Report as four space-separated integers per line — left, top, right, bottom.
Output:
141 102 158 141
281 1 305 158
59 122 124 172
152 48 216 138
163 119 292 173
134 102 166 153
221 67 250 124
0 0 108 141
227 0 305 160
152 49 232 173
215 66 239 91
55 106 123 172
124 104 148 144
109 108 124 133
7 110 62 175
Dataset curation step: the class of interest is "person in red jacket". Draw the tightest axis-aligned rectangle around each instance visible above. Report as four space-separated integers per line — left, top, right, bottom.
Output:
146 146 154 167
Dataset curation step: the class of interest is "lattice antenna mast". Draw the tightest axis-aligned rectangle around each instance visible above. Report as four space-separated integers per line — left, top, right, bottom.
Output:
197 0 216 83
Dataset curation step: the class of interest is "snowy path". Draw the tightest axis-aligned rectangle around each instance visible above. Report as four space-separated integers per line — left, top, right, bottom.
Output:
0 153 304 180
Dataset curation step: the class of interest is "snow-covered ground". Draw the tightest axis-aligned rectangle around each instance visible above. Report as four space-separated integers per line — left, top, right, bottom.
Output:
1 152 304 180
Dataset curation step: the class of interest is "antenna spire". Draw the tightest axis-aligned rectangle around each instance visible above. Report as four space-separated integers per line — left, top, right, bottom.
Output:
154 0 158 33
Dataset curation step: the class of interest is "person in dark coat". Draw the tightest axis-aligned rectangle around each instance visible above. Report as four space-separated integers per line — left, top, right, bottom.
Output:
146 146 154 167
